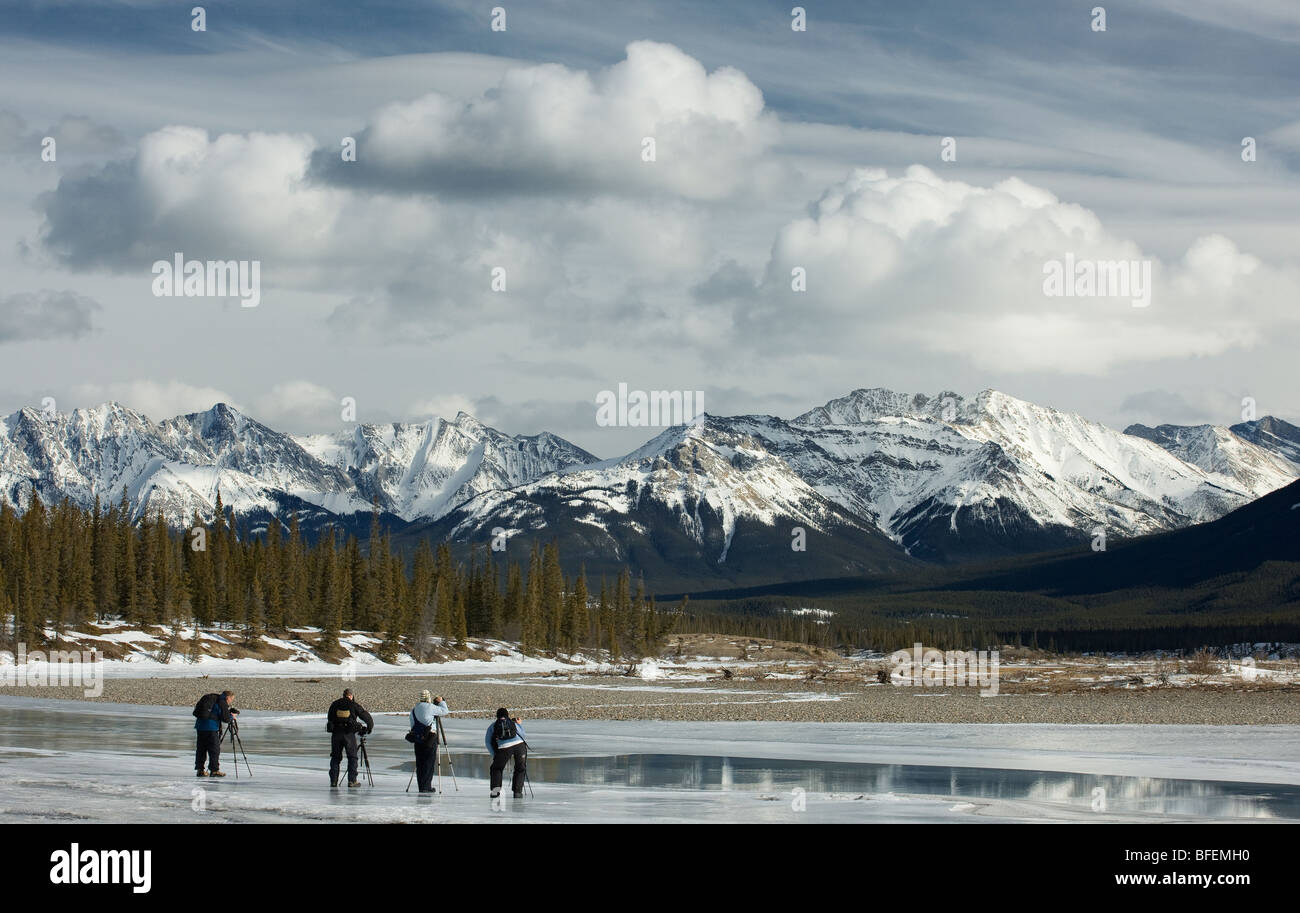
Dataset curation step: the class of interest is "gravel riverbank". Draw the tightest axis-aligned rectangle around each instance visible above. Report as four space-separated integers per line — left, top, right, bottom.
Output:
4 674 1298 724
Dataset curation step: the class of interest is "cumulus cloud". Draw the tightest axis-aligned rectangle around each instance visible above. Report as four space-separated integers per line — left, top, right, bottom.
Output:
40 127 347 269
737 165 1300 374
35 46 747 342
312 41 777 200
0 290 99 343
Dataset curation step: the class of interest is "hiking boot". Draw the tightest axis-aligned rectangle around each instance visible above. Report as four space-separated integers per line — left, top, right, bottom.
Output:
513 791 524 799
330 778 338 788
490 787 501 798
348 780 360 788
196 770 209 778
210 770 226 778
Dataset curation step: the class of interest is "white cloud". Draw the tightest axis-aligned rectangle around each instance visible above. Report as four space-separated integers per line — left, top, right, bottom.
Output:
742 165 1300 374
336 40 777 200
408 393 479 422
69 379 236 421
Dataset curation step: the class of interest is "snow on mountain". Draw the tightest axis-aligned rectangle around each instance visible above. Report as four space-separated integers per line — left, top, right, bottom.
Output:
0 402 594 530
443 415 874 561
439 388 1299 564
295 412 597 520
2 390 1295 569
1124 420 1299 497
1227 416 1300 467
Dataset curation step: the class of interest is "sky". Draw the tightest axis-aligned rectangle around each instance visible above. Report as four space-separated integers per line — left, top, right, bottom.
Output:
1 0 1299 457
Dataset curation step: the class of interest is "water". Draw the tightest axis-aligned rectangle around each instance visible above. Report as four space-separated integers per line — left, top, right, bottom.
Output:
530 753 1300 819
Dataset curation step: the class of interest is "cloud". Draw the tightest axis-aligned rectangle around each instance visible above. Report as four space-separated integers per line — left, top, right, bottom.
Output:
408 393 480 422
735 165 1300 374
1117 389 1240 426
0 290 99 343
0 110 123 156
311 41 778 201
69 379 236 421
40 126 348 270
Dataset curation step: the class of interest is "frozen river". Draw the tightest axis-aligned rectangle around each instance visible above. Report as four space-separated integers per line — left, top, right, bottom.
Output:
2 696 1298 823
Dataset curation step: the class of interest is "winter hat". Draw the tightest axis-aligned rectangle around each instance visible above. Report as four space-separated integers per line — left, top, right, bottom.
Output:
419 690 432 702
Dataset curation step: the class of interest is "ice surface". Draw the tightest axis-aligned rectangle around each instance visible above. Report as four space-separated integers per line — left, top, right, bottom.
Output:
0 696 1296 824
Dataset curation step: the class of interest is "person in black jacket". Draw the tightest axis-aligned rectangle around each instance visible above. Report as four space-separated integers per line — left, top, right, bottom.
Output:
326 688 374 787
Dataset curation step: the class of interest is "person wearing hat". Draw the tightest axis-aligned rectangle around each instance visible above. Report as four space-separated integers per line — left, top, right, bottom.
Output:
485 707 527 799
326 688 374 788
408 690 449 794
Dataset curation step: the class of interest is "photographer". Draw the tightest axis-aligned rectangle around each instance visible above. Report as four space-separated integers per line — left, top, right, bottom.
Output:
408 690 449 794
193 690 238 778
326 688 374 788
485 707 527 799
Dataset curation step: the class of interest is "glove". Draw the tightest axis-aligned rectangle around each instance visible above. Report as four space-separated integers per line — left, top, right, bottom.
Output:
365 727 374 736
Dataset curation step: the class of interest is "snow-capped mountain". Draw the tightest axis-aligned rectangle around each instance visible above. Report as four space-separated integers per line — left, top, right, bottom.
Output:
2 389 1296 581
1227 416 1300 467
426 388 1300 566
1123 420 1299 495
295 412 597 520
0 403 595 532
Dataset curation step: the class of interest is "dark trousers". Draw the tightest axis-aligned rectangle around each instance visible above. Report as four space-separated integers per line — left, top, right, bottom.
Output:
195 730 221 772
490 743 527 794
330 731 359 783
414 735 440 792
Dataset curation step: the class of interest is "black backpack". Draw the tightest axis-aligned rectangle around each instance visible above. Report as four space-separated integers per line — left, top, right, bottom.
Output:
193 693 220 720
493 717 517 744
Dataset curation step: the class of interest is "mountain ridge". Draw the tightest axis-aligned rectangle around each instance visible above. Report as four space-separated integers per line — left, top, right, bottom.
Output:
2 389 1296 587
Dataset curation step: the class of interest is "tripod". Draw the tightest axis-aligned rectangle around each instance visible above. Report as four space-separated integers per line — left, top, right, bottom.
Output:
520 739 534 798
219 717 253 778
435 716 459 792
356 734 374 787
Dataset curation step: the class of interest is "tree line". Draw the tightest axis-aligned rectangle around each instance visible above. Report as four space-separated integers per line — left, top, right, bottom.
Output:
0 488 679 661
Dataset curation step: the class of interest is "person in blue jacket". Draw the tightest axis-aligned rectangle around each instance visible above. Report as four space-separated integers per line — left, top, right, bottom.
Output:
409 690 449 793
485 707 527 798
194 690 238 777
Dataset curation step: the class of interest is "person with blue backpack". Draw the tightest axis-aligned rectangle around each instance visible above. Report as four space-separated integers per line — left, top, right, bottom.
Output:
192 690 238 777
407 690 449 793
485 707 527 799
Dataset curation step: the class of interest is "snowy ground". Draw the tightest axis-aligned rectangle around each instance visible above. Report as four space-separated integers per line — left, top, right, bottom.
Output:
0 695 1296 823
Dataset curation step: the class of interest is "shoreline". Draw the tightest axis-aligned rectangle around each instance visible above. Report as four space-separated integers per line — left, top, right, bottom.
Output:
4 673 1298 724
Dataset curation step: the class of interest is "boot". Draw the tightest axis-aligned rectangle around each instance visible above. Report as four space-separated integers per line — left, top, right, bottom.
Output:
490 787 501 798
210 770 226 778
513 791 524 799
330 777 338 788
196 770 209 778
348 780 360 788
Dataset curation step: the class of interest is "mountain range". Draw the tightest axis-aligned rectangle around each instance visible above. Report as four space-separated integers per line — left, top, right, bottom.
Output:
3 389 1297 589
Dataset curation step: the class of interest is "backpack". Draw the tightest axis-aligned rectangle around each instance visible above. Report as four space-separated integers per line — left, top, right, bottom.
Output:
493 717 517 744
192 693 220 720
330 703 356 734
406 719 434 745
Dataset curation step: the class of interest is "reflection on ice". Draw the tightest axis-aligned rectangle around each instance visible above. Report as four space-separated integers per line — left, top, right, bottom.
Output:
1 697 1297 823
530 754 1296 819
